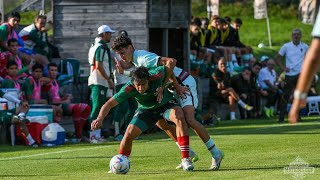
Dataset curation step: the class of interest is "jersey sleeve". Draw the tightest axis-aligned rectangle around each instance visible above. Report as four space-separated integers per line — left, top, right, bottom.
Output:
278 44 287 56
95 45 104 62
0 25 8 42
139 51 160 69
312 11 320 37
113 83 135 104
21 78 34 103
1 79 15 88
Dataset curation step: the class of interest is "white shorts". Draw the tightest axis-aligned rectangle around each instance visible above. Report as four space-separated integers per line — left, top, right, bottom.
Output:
176 75 198 108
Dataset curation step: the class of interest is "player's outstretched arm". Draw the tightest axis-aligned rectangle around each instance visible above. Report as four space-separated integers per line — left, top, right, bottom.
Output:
91 97 119 130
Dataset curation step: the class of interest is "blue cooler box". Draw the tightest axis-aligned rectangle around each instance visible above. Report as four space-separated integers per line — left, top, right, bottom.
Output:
41 123 66 145
27 105 53 123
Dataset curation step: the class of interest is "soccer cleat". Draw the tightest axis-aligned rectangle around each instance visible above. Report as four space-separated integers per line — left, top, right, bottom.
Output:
244 104 253 111
209 150 224 170
30 142 39 148
90 136 106 144
12 115 30 124
264 107 271 118
176 152 199 169
181 158 194 171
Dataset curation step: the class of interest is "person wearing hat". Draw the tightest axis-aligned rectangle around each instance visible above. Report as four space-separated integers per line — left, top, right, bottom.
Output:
260 55 269 68
88 25 115 143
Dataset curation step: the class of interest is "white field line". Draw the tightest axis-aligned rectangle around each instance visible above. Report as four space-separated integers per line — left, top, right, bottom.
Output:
0 146 107 161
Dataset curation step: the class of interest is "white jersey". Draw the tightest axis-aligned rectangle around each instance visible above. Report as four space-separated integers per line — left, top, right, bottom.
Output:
278 41 308 76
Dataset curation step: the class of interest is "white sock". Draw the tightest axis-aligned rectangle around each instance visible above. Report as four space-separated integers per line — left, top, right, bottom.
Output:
205 139 219 157
237 100 246 108
27 134 35 145
231 54 239 67
115 122 120 135
18 112 26 118
230 112 236 120
95 129 101 139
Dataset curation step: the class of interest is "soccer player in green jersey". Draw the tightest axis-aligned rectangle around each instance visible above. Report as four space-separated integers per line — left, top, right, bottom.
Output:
91 66 194 171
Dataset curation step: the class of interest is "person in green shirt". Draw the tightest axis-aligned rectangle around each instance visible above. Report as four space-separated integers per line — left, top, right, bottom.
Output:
91 66 194 172
0 89 38 147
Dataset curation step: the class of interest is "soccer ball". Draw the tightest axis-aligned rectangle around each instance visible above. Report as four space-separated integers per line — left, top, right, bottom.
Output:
258 43 265 48
109 154 130 174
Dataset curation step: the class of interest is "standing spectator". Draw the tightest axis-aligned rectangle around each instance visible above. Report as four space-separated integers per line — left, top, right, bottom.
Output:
19 15 49 65
88 25 115 143
289 12 320 123
211 58 253 120
258 59 279 118
275 28 308 123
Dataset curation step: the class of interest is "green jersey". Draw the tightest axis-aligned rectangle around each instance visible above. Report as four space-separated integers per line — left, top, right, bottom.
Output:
113 66 174 109
1 78 16 88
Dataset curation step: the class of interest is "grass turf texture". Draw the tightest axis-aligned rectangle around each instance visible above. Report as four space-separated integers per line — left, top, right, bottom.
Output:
0 117 319 179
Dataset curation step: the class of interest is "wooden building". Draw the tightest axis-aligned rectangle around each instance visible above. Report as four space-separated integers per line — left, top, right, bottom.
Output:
53 0 191 69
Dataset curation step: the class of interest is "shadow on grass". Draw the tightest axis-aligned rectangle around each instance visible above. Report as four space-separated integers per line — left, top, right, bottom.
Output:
0 174 59 177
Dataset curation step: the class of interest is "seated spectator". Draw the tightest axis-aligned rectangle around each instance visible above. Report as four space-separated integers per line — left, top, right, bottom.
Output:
231 67 253 119
1 61 23 90
21 63 62 122
46 62 91 141
250 62 266 117
0 87 38 147
0 38 32 79
211 57 253 120
19 15 50 65
258 59 279 118
259 55 269 68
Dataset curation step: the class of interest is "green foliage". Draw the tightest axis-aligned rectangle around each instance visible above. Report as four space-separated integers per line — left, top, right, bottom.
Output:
0 118 319 179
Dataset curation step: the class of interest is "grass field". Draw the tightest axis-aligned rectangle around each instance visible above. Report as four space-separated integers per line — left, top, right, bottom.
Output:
0 117 319 180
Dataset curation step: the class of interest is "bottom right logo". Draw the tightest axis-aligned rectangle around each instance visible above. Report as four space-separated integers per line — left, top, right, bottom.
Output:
284 157 315 180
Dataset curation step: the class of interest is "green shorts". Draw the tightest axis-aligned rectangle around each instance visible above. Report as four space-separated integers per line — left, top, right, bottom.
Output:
130 102 177 132
0 109 15 124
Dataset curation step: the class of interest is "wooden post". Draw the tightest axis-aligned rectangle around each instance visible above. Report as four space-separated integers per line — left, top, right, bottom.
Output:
0 0 4 23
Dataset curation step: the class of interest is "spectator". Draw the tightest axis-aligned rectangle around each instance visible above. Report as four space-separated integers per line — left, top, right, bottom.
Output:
250 62 265 117
260 55 269 68
258 59 279 118
19 15 49 65
0 12 21 52
275 28 308 123
289 12 320 123
0 38 32 79
211 57 253 120
46 62 91 141
231 67 253 119
21 63 62 122
88 25 115 143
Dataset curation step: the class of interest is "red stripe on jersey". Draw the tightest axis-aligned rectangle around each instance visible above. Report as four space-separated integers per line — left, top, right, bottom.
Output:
149 72 163 81
124 85 135 93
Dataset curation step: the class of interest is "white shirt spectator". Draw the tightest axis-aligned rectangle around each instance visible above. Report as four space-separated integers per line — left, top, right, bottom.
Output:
278 41 308 76
258 67 277 90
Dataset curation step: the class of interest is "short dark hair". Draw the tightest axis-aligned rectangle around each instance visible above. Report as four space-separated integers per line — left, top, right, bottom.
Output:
7 38 18 46
224 16 232 23
8 12 21 19
132 66 150 82
35 15 47 22
211 15 220 21
252 62 262 68
32 63 44 72
117 30 128 38
112 36 133 51
48 62 58 69
234 18 242 25
6 60 18 69
191 17 202 27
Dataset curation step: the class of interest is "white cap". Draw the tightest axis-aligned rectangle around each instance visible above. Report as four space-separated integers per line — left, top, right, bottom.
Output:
260 55 269 62
97 25 115 34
